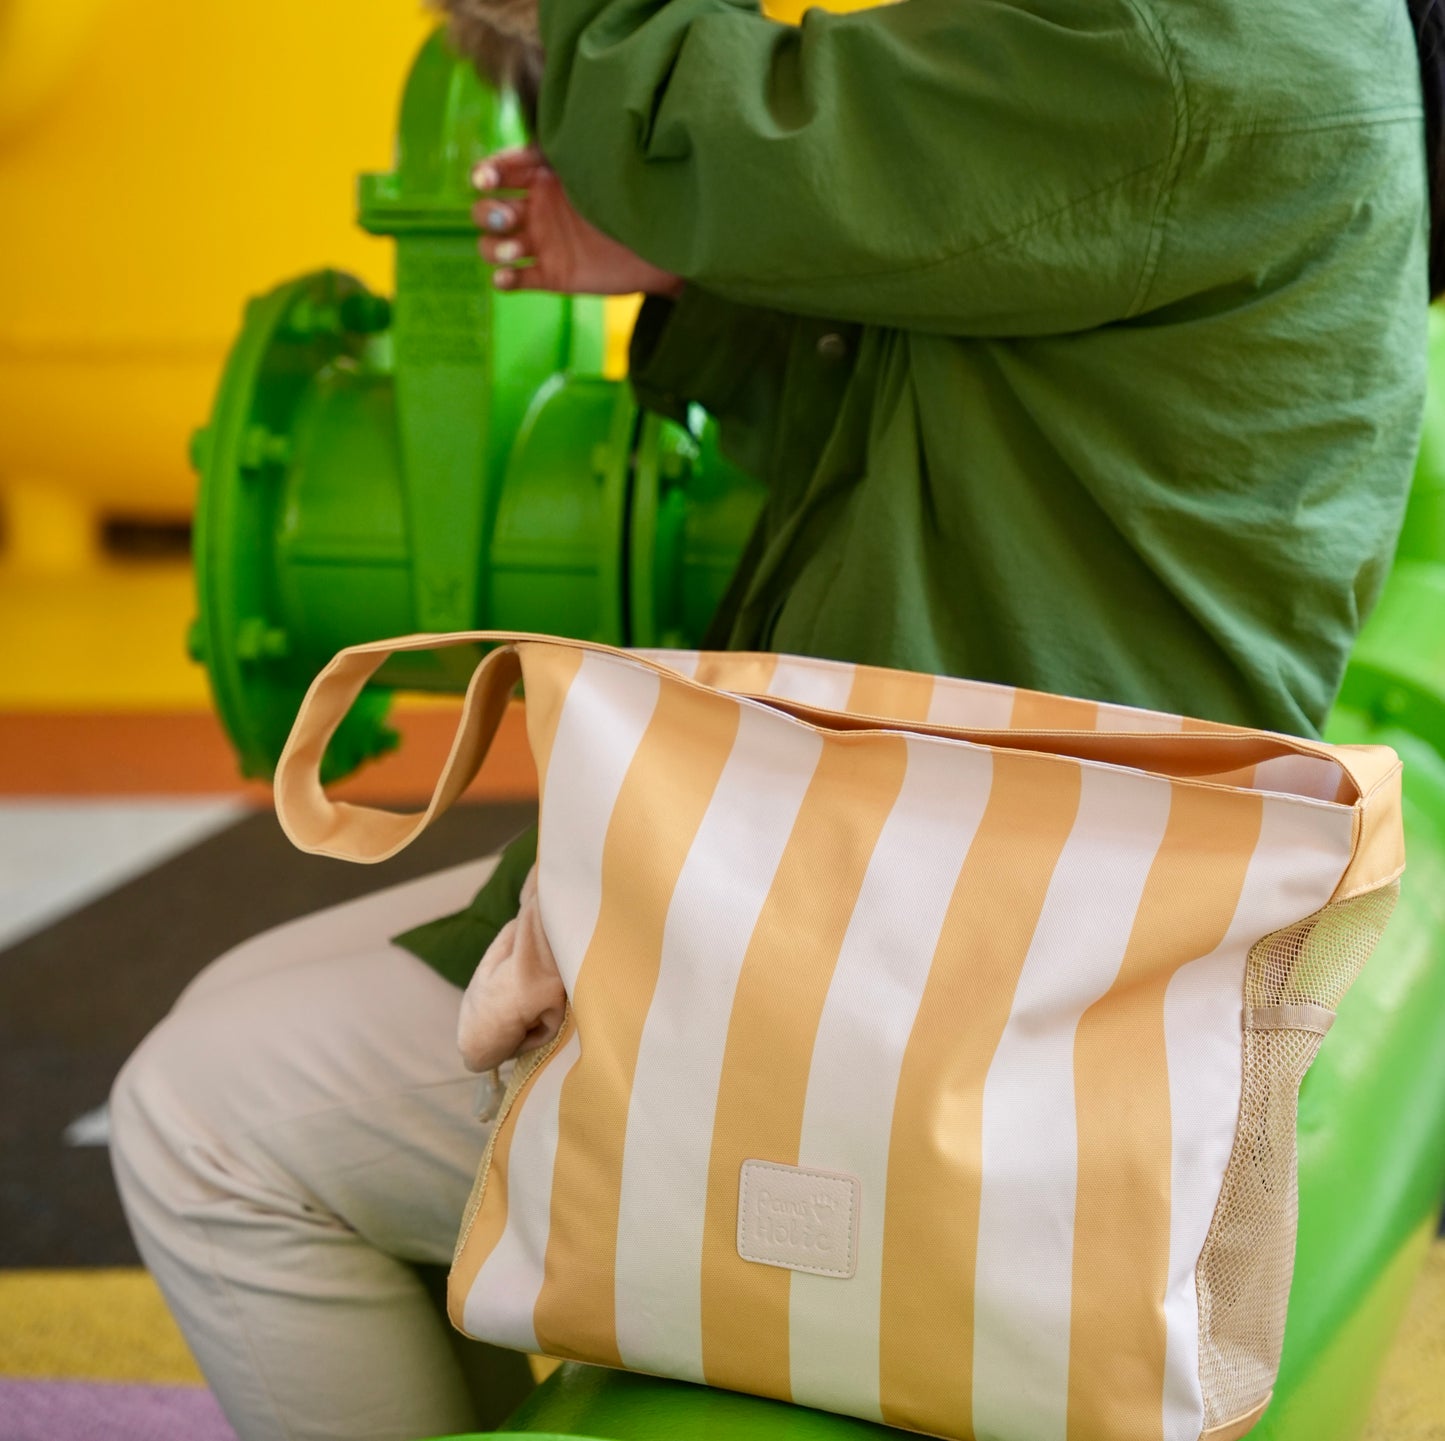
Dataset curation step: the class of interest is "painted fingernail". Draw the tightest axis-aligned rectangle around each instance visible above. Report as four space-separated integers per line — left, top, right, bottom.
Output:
486 206 511 233
494 240 523 264
471 162 500 189
493 268 516 289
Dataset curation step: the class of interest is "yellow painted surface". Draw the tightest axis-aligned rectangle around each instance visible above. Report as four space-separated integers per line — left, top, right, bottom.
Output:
0 0 115 140
0 0 430 517
1364 1236 1445 1440
0 0 878 520
0 1269 203 1384
0 562 206 709
0 0 896 710
603 296 644 381
768 0 898 17
528 1354 564 1384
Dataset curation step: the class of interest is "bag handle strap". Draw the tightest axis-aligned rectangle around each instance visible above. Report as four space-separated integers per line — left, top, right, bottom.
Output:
273 630 1402 897
274 634 523 863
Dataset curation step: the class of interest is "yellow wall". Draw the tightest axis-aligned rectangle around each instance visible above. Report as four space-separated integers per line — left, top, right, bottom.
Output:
0 0 430 521
0 0 885 532
0 0 886 706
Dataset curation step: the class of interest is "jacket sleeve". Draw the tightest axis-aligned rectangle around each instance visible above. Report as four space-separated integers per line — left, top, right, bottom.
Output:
537 0 1182 335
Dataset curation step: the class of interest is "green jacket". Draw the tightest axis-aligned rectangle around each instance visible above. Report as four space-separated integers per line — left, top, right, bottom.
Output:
398 0 1429 985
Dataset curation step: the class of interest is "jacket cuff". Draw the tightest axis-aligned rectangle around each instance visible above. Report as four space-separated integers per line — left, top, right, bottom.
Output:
628 285 786 423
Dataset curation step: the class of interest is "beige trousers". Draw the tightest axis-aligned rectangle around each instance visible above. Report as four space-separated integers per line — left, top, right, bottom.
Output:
109 857 507 1441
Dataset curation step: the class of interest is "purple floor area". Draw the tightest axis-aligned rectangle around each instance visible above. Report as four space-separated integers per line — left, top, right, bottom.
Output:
0 1378 237 1441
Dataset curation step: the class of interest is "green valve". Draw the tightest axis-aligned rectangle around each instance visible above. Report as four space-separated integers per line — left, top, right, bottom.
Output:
190 29 763 783
184 616 206 664
188 425 211 472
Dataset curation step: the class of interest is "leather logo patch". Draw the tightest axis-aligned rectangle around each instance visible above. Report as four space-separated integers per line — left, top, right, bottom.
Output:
737 1159 859 1279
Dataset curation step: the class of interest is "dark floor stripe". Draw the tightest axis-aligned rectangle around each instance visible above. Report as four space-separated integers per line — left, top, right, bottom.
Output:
0 803 535 1268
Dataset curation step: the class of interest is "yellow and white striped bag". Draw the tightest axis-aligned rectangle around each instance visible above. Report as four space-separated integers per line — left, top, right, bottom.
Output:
275 631 1404 1441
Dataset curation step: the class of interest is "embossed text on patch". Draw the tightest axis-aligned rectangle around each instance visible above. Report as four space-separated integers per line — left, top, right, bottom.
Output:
737 1159 859 1279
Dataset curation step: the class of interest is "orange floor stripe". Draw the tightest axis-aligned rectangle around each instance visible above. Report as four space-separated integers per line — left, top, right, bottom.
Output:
0 703 538 803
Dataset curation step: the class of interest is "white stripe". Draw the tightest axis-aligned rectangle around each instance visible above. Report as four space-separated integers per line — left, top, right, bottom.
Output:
612 703 824 1380
535 654 661 991
1095 704 1185 734
766 655 858 712
926 677 1016 730
1159 796 1354 1441
1251 754 1345 804
788 736 996 1420
630 648 701 679
971 763 1174 1441
464 651 659 1344
462 1028 580 1349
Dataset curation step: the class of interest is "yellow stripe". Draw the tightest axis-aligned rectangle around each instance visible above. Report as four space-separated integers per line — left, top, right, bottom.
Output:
845 663 937 722
1067 784 1263 1440
692 651 782 696
878 752 1083 1435
699 734 910 1400
1180 714 1231 735
448 1041 540 1326
1205 763 1260 790
1010 687 1100 730
0 1269 202 1384
533 680 742 1363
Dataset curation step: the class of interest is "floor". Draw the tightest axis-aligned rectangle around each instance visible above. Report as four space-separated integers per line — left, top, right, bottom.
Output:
0 556 543 1436
0 794 538 1440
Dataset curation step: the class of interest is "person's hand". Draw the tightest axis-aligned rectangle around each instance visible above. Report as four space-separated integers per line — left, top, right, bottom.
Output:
473 146 684 298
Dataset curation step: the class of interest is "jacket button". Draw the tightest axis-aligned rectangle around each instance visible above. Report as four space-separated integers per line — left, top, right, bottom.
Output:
816 332 848 361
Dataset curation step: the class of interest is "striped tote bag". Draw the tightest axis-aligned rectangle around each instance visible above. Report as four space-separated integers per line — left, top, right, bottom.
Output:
274 631 1404 1441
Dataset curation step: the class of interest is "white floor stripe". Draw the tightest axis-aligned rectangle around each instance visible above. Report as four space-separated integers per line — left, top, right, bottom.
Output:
789 737 996 1420
0 800 243 953
613 704 824 1380
971 764 1173 1441
62 1103 110 1148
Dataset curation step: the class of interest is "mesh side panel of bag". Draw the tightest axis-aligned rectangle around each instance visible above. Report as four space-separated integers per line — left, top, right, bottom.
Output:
1195 882 1399 1428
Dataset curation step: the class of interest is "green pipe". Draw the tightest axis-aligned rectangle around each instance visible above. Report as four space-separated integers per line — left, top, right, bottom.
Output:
189 31 761 780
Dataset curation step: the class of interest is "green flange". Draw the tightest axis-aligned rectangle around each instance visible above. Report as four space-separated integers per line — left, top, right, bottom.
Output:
630 407 764 651
190 31 607 777
190 270 400 781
